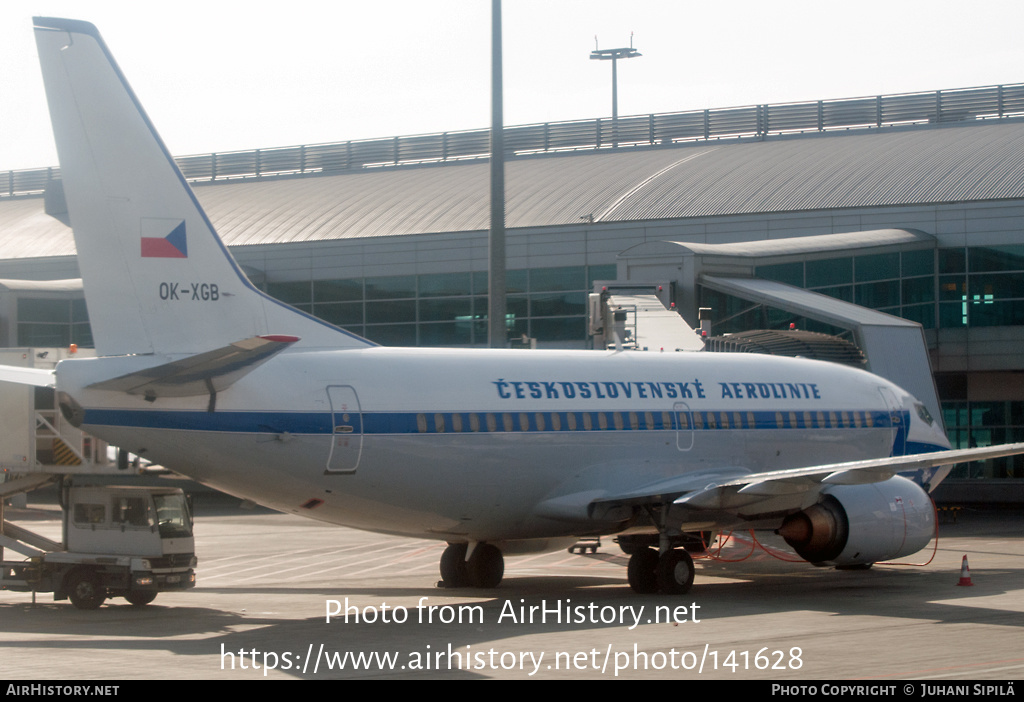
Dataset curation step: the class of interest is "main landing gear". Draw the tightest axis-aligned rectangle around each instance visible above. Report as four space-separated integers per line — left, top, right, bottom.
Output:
436 538 696 594
439 542 504 589
627 547 695 595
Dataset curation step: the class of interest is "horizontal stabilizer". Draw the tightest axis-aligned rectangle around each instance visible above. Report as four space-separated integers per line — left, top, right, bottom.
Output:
0 365 56 388
88 335 298 399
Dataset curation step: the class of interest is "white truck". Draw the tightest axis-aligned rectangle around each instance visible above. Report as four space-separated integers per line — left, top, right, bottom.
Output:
1 481 197 609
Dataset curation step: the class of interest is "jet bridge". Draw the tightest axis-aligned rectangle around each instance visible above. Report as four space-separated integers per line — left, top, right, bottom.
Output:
699 275 942 424
589 283 705 352
616 231 946 429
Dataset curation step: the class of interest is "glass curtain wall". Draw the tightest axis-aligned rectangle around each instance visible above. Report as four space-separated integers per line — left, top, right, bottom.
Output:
266 264 616 348
16 297 92 348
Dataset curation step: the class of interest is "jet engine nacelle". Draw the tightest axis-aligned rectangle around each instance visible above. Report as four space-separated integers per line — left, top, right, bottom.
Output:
778 476 935 566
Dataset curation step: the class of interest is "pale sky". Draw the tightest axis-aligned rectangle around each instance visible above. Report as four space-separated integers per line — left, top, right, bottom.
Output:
2 0 1024 171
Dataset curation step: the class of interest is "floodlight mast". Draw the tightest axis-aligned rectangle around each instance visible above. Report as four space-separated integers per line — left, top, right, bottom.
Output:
590 35 641 146
489 0 507 348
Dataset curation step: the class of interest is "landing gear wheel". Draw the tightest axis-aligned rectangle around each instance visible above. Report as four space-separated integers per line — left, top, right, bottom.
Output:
656 548 695 595
67 569 105 610
439 543 469 588
125 591 158 607
466 544 504 589
627 548 659 594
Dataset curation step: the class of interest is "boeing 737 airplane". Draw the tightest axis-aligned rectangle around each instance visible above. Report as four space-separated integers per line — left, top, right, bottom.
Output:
4 17 1023 596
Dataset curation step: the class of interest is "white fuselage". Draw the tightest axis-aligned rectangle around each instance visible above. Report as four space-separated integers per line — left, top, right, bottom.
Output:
55 347 951 546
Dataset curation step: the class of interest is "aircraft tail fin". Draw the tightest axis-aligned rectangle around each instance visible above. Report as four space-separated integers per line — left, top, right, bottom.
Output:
33 17 373 356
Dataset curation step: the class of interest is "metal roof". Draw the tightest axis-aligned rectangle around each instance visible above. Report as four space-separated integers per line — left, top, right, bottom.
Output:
2 119 1024 259
0 197 75 259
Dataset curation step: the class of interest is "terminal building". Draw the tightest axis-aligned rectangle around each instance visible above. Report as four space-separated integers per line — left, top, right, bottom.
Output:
1 82 1023 499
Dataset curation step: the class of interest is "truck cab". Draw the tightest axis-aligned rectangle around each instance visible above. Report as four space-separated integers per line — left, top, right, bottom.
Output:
2 484 197 609
57 485 196 607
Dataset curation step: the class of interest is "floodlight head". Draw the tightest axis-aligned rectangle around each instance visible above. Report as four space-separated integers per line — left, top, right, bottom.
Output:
590 47 641 61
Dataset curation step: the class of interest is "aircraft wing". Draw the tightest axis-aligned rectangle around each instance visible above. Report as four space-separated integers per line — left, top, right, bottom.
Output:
87 335 299 399
541 442 1024 528
670 442 1024 516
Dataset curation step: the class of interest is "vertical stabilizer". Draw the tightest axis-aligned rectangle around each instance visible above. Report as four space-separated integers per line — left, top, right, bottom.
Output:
33 18 373 356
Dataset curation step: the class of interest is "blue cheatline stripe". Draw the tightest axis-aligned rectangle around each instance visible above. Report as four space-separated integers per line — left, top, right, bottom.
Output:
83 407 907 436
83 409 334 435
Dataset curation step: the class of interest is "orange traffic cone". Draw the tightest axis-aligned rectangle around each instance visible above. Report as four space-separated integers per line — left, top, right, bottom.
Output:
956 555 974 586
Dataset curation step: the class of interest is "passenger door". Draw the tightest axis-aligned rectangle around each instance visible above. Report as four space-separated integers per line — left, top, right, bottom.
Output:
325 385 363 474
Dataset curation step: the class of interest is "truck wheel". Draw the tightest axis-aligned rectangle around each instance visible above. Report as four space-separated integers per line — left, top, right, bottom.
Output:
67 569 106 610
125 591 157 607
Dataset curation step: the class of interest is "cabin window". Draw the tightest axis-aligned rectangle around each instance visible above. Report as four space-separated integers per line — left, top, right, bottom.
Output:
112 497 152 528
73 503 105 525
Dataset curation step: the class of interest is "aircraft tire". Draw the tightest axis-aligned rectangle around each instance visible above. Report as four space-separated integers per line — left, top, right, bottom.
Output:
656 548 695 595
627 548 659 594
467 543 504 589
439 543 469 588
66 568 106 610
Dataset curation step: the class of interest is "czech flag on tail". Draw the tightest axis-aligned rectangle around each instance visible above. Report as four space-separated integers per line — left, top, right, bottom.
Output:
141 218 188 258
